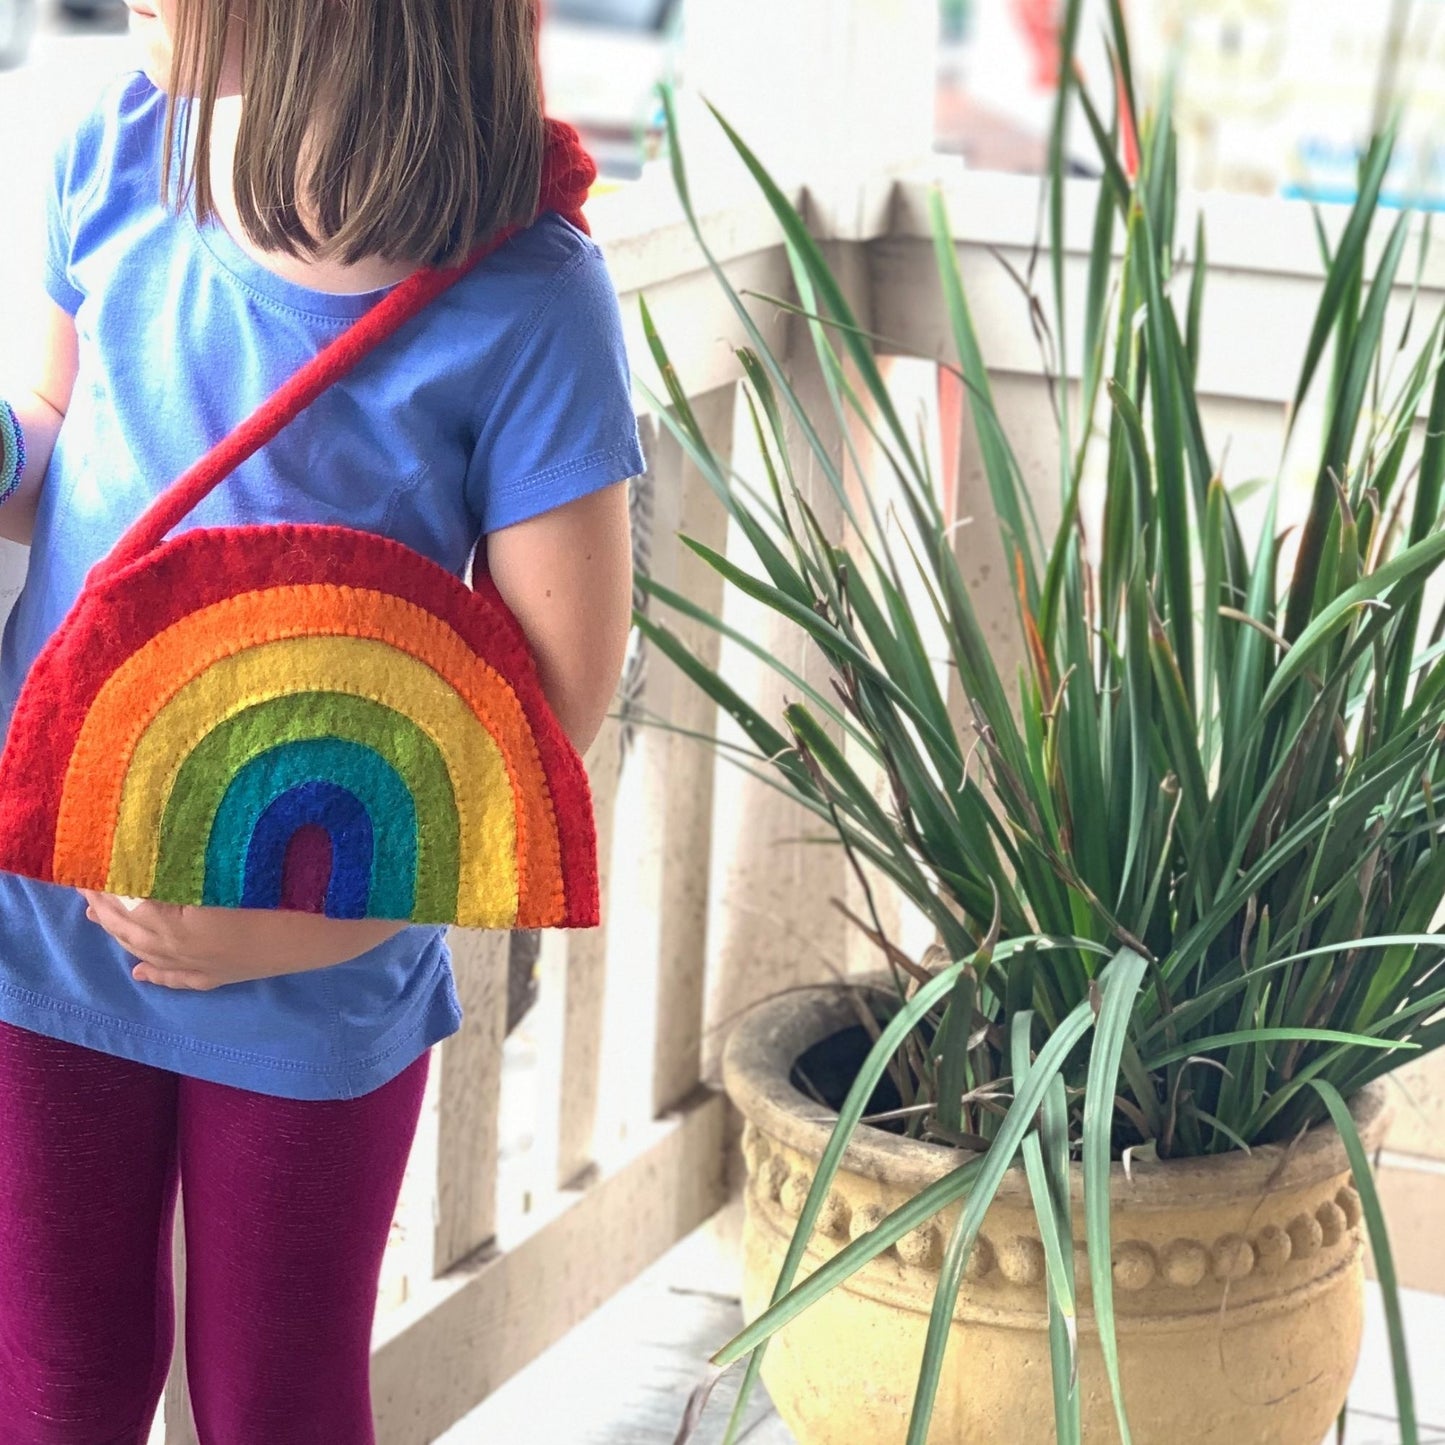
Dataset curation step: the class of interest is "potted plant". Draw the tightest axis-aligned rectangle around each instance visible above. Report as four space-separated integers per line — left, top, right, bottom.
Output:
635 9 1442 1444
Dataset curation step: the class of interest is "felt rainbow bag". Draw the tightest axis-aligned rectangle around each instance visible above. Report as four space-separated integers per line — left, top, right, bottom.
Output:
0 121 605 930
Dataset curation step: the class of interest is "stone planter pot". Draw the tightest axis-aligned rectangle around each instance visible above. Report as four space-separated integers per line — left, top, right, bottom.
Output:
722 977 1391 1445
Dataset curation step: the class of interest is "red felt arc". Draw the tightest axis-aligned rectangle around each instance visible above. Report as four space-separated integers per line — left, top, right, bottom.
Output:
0 525 599 926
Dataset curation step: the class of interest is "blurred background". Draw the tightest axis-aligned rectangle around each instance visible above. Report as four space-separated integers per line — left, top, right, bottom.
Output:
4 0 1444 194
939 0 1445 206
3 0 1443 308
3 0 1442 356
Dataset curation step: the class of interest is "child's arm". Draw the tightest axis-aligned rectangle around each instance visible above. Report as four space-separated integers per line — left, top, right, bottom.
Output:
481 477 635 757
0 301 79 547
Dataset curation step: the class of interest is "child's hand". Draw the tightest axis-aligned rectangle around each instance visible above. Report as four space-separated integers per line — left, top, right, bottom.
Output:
79 890 408 991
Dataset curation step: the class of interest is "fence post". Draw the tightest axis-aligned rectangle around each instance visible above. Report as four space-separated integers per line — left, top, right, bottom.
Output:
673 0 937 202
675 0 942 1080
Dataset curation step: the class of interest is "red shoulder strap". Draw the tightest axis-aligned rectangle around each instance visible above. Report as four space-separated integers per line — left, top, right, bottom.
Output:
99 118 598 577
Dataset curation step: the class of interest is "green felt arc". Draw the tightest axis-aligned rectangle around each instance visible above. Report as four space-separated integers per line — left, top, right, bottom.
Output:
151 692 461 918
201 738 417 915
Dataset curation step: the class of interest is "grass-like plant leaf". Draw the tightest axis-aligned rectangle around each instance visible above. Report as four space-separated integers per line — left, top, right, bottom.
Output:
1311 1080 1418 1445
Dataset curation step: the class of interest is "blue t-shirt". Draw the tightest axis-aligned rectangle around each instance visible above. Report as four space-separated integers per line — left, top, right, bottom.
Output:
0 72 645 1100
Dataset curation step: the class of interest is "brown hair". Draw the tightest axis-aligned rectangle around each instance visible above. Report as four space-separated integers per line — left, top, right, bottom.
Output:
161 0 546 268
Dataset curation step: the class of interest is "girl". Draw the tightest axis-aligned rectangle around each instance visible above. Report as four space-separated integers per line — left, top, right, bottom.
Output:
0 1 641 1440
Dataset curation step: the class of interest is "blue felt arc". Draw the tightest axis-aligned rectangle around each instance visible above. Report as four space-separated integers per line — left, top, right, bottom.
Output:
242 780 374 918
204 738 417 917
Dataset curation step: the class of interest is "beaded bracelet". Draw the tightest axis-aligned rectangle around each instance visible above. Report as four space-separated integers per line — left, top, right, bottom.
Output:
0 401 25 506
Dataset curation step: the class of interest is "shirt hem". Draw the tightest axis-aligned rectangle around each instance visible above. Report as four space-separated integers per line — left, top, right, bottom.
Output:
0 966 463 1101
482 438 645 533
44 262 83 317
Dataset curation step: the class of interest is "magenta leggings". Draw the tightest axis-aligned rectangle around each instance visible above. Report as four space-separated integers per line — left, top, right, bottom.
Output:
0 1018 430 1445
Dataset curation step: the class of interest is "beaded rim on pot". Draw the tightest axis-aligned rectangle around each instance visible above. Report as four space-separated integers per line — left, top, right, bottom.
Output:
743 1118 1368 1291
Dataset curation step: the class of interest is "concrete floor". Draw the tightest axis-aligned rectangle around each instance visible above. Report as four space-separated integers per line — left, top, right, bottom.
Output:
435 1194 792 1445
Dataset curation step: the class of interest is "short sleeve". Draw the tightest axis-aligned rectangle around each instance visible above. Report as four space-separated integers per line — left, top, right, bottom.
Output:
39 71 147 317
466 241 646 534
45 133 85 316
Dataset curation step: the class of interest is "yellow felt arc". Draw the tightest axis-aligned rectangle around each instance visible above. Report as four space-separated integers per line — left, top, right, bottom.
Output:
105 636 519 921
